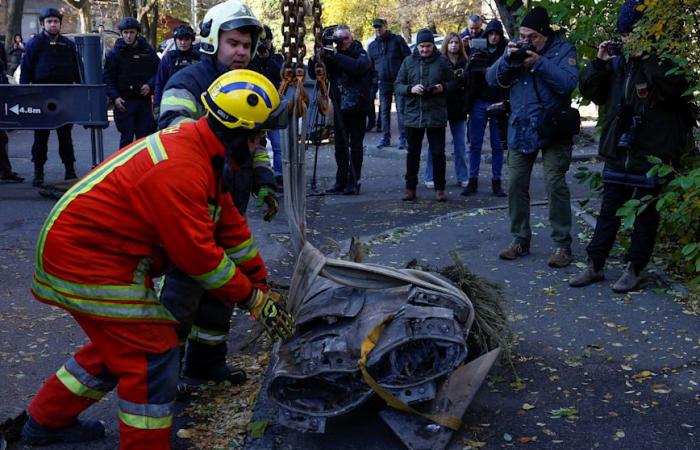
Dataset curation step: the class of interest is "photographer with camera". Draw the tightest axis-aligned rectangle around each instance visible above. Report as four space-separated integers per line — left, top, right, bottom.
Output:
460 15 484 54
461 19 508 197
487 6 579 268
396 29 456 202
570 0 696 292
309 25 372 195
251 25 285 190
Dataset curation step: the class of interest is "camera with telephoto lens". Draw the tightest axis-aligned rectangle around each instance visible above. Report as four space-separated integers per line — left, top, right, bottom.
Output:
321 25 344 46
509 40 535 64
617 115 642 150
606 41 624 57
486 100 511 120
256 40 270 58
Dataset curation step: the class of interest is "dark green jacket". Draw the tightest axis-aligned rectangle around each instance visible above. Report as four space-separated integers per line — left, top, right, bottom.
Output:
580 54 695 174
395 47 456 128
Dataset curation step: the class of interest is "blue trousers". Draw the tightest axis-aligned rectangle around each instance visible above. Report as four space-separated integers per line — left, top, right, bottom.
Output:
114 97 155 149
379 81 405 143
268 129 282 177
424 119 468 183
468 99 504 180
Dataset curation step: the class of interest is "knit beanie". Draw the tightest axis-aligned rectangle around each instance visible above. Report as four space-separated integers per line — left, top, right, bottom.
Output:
617 0 643 33
520 6 552 36
416 28 435 45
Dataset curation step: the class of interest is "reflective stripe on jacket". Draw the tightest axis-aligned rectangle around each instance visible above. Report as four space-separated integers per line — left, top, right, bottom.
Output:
33 118 265 323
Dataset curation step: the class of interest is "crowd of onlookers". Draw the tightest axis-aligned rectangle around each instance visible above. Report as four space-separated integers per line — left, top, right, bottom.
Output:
1 0 697 293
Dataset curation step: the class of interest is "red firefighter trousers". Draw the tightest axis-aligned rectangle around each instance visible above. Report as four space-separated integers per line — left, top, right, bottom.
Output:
28 315 179 449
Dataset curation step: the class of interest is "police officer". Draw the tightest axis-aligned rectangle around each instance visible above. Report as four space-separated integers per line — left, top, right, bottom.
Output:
104 17 160 149
153 24 200 117
20 8 81 187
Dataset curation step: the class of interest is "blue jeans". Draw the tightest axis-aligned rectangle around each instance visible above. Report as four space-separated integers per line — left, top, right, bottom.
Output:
379 81 405 143
468 99 504 180
424 119 468 183
268 129 282 177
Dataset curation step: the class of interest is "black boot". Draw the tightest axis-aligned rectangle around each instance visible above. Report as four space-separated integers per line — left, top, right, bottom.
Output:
460 177 478 196
32 165 44 187
64 163 77 181
492 179 506 197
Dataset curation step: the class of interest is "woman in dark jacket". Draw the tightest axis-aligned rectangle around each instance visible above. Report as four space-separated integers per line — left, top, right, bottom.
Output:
395 29 456 201
424 32 469 188
8 34 25 76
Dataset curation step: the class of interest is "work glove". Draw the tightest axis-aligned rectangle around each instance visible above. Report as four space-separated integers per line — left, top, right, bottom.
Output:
255 185 279 222
242 286 295 341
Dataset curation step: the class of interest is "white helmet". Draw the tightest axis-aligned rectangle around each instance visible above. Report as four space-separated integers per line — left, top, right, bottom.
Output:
199 0 263 56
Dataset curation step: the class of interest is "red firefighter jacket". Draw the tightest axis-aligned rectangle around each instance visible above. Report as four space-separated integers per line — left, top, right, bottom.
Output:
31 118 266 323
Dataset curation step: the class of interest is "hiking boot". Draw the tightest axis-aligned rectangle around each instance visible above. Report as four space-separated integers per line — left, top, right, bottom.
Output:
499 242 530 260
460 178 478 196
326 183 345 194
569 259 605 287
64 164 77 181
0 171 24 183
435 190 447 202
32 165 44 187
402 188 416 201
377 138 390 148
343 183 359 195
492 179 506 197
182 363 247 385
22 415 105 446
398 138 407 150
548 247 573 268
612 262 643 293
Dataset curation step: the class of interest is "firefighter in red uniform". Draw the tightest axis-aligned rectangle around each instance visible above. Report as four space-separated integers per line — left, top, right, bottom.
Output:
21 70 294 449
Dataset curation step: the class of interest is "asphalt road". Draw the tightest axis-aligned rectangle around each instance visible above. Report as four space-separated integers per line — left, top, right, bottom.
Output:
1 118 698 450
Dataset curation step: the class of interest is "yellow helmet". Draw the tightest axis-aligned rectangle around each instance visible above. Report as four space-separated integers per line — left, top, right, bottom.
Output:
202 69 282 130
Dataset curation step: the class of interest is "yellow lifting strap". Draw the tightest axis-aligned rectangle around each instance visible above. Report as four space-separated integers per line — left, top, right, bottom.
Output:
357 315 463 432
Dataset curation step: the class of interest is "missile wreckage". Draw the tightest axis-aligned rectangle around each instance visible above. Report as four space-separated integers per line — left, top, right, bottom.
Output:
271 67 502 450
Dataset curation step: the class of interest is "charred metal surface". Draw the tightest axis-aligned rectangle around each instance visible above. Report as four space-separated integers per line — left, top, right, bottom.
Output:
269 273 480 435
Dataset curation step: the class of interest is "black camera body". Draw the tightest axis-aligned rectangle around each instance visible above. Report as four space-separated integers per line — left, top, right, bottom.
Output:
256 40 270 58
321 25 344 46
486 101 511 119
617 115 642 150
606 41 624 57
510 40 535 64
468 38 489 72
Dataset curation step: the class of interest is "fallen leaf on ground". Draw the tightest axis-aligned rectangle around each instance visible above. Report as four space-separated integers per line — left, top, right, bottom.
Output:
463 439 487 448
247 420 269 439
522 403 536 410
176 429 193 439
652 384 672 394
549 407 579 419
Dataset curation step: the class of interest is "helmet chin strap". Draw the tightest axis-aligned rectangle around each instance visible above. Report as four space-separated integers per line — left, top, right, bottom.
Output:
207 116 254 193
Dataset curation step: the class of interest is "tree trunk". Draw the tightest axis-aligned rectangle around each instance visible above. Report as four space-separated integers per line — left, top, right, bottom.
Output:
79 1 92 33
149 1 158 48
119 0 134 19
493 0 523 39
8 0 25 45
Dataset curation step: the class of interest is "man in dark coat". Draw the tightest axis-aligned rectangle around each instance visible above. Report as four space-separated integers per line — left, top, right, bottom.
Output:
309 25 372 195
367 18 411 148
570 0 697 292
395 29 456 202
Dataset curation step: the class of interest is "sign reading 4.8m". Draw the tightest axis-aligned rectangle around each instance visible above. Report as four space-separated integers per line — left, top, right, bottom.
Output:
4 104 42 115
